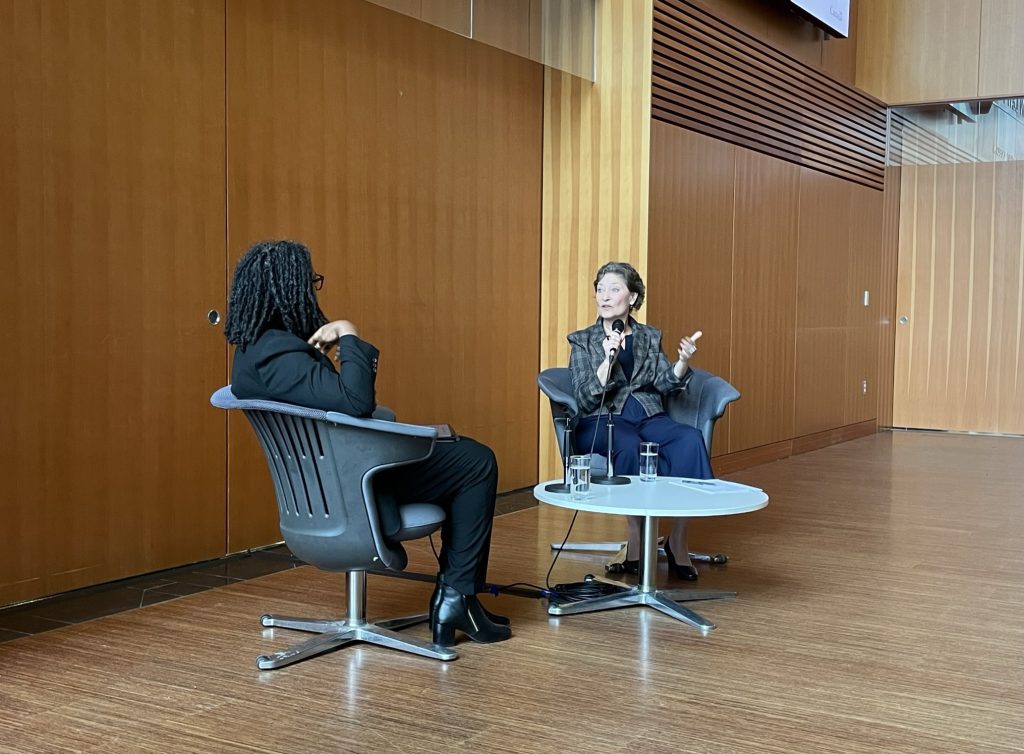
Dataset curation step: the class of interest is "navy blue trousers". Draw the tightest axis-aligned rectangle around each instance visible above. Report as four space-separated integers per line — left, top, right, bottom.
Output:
574 398 713 479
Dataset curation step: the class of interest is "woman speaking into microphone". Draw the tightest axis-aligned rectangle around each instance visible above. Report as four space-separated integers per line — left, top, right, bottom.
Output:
567 261 713 580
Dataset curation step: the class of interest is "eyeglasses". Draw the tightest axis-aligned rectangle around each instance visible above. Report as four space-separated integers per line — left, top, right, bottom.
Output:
312 273 325 291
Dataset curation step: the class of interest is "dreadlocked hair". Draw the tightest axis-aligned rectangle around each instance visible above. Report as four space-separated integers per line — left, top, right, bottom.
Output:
224 240 328 348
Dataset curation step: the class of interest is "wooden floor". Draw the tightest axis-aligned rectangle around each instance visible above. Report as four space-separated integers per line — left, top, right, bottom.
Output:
2 431 1023 753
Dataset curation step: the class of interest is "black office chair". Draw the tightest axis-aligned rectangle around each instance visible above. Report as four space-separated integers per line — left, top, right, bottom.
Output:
210 386 458 669
537 367 739 565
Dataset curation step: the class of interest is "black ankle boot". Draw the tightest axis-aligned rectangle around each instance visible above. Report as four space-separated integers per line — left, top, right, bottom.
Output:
429 575 510 626
431 585 512 646
663 540 698 581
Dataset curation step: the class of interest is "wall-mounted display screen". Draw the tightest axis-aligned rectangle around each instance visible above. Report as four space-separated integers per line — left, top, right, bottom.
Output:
789 0 850 38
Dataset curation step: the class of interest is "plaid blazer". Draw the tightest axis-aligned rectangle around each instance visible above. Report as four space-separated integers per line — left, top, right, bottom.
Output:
566 318 689 419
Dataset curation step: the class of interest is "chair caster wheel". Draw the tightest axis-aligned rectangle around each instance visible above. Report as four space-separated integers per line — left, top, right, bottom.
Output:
710 554 728 565
260 614 273 627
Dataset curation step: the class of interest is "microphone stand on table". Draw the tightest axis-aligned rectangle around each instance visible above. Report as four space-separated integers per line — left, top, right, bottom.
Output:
591 408 629 485
593 321 630 486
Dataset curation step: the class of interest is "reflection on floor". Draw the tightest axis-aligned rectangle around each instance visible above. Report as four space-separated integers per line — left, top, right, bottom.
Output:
0 488 538 643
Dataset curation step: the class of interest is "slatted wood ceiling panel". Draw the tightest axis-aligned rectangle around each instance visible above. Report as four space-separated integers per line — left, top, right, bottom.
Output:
652 0 886 190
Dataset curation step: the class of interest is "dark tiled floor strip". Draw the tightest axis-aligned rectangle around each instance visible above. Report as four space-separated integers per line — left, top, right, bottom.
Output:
0 490 538 643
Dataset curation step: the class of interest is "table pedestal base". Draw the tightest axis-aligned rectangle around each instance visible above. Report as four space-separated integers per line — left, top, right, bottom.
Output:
547 587 734 635
547 515 734 635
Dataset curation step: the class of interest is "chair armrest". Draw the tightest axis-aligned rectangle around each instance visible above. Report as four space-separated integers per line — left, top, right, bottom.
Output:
325 411 438 439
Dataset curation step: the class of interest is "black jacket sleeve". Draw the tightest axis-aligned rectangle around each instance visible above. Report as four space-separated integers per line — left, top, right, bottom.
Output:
232 330 379 417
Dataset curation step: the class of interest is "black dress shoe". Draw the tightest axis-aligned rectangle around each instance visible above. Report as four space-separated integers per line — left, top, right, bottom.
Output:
429 575 510 626
605 558 639 575
431 585 512 646
663 540 699 581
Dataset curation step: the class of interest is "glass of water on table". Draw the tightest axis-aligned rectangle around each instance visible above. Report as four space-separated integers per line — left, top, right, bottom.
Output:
639 442 659 482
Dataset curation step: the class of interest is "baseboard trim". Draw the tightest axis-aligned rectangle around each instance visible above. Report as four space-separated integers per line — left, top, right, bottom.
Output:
712 420 878 475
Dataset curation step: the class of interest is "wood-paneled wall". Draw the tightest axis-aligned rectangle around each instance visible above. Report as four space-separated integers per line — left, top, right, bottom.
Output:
226 0 544 548
856 0 1024 104
893 157 1024 433
645 0 888 467
979 0 1024 99
877 163 901 427
652 0 886 190
700 0 860 85
648 125 885 462
367 0 594 80
538 0 653 478
0 0 227 605
2 0 545 604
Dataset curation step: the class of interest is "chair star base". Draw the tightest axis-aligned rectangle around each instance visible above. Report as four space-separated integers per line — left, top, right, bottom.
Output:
256 612 457 669
546 587 735 635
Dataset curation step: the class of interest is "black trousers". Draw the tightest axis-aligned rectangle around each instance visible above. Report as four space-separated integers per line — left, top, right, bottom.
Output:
376 438 498 596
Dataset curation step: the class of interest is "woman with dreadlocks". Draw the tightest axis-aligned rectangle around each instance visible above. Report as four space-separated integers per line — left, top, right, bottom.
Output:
226 240 511 647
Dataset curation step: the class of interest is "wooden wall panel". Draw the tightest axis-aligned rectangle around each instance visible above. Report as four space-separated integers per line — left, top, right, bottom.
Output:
876 165 901 427
699 0 825 70
729 151 800 451
855 0 983 104
794 169 853 436
538 0 652 478
645 0 887 471
653 0 886 190
979 0 1024 99
846 181 884 424
0 0 227 605
227 0 543 548
647 124 736 457
820 0 859 85
473 0 533 59
893 157 1024 434
993 160 1024 428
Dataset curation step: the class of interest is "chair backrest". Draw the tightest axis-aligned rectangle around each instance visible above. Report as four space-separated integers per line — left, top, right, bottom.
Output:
537 368 579 461
537 366 740 463
211 386 438 573
663 368 741 455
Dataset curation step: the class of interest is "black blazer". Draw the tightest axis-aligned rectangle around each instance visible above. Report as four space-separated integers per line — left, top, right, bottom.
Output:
231 328 380 416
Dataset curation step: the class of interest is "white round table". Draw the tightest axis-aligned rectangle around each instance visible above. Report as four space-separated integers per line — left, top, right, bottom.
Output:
533 476 768 634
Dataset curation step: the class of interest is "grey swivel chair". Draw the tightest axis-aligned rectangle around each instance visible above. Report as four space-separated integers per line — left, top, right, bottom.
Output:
537 367 740 564
210 386 458 669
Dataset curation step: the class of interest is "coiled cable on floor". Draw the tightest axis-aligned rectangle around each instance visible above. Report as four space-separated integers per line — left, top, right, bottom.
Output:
488 510 629 603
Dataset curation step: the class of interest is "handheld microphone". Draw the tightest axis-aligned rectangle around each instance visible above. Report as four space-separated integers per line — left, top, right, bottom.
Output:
608 318 625 362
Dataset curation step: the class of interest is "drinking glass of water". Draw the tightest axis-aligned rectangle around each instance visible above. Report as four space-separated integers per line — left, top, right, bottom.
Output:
639 442 659 482
569 455 591 501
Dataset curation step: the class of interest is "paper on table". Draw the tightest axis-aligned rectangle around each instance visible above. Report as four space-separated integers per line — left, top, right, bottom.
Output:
426 423 459 441
669 478 761 494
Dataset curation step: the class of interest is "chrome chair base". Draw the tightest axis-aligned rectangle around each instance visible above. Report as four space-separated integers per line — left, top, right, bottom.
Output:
256 612 457 669
254 570 458 670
